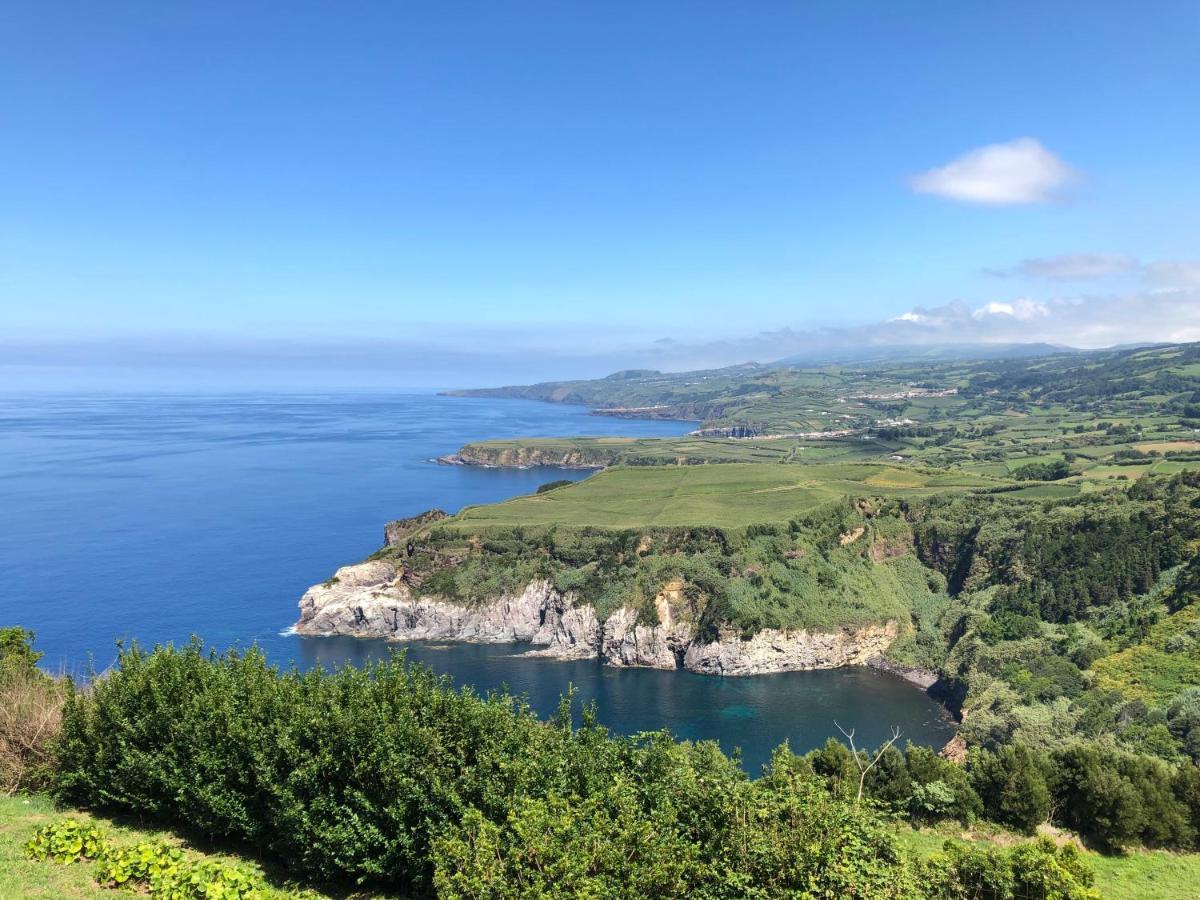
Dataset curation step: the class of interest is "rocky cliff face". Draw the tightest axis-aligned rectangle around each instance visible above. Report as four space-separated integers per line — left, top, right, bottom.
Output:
297 563 903 677
683 621 899 676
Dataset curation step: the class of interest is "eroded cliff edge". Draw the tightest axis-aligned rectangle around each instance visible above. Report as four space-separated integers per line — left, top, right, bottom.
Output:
295 560 900 676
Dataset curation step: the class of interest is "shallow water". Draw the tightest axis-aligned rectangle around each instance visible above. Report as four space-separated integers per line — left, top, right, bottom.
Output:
0 392 953 771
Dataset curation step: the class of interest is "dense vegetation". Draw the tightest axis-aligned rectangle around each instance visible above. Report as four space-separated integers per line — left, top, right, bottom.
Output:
44 640 1103 898
0 627 65 796
390 496 940 634
12 343 1200 895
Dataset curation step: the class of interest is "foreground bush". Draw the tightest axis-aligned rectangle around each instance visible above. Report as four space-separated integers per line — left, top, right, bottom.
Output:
917 837 1099 900
53 641 1099 898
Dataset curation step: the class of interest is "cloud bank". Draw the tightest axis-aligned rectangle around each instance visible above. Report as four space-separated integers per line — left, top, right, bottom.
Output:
4 288 1199 389
910 138 1077 206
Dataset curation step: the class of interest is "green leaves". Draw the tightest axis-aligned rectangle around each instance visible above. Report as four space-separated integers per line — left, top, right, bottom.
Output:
27 819 285 899
25 818 109 864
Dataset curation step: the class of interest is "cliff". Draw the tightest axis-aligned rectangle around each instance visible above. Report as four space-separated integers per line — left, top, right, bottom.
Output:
295 561 902 676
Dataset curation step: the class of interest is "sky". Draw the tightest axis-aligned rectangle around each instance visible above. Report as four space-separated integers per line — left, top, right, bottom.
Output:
2 2 1198 389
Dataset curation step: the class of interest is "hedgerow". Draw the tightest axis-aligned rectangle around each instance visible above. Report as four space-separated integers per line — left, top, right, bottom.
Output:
51 641 1101 898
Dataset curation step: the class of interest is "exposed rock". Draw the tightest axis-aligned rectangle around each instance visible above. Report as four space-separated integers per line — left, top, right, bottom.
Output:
868 531 914 563
526 595 603 660
298 565 554 644
939 734 968 764
683 622 899 676
839 526 866 546
601 607 691 669
297 570 903 678
865 654 939 689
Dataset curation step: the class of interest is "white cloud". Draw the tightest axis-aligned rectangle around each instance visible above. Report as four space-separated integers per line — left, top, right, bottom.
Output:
884 291 1200 348
988 253 1138 280
971 298 1049 320
910 138 1077 205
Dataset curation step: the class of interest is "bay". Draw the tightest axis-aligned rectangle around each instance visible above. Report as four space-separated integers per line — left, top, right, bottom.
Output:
0 391 953 772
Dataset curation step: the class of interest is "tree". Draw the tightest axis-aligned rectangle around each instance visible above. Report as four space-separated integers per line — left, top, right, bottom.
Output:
970 744 1051 833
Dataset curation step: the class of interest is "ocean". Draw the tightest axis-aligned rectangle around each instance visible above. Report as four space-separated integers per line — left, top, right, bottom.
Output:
0 391 952 771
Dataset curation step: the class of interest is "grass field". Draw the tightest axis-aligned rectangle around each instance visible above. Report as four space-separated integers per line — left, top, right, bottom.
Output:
448 462 998 529
894 824 1200 900
0 795 345 899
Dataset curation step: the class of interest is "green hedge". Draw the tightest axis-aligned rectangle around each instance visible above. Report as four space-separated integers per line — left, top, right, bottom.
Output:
53 641 1099 898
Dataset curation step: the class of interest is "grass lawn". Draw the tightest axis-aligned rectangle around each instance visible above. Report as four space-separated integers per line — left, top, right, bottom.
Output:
448 462 996 529
0 795 362 899
894 824 1200 900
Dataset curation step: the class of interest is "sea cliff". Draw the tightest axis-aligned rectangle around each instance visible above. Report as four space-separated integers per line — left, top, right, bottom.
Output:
295 560 901 676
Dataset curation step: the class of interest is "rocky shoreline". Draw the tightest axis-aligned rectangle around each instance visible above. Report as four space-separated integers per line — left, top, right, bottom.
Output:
296 561 904 677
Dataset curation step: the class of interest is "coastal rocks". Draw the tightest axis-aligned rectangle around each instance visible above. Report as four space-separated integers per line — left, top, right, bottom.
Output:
297 570 904 678
297 565 559 644
526 595 603 660
865 654 940 690
601 607 691 669
683 622 899 676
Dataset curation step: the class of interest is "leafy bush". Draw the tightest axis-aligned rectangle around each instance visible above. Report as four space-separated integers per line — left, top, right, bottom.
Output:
25 818 109 863
970 744 1052 833
55 642 930 896
96 840 270 898
918 837 1099 900
1012 459 1071 481
26 818 283 899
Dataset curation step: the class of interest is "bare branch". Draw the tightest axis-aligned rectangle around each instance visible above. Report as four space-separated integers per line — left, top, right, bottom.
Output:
835 722 902 804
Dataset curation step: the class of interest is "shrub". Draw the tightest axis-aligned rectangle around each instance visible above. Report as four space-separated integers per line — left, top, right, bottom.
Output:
25 819 109 863
1012 459 1071 481
96 840 270 898
1050 744 1194 850
0 626 43 672
55 642 921 896
970 744 1052 833
918 837 1098 900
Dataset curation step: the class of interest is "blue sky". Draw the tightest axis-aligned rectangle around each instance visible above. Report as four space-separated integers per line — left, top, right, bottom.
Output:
2 2 1198 387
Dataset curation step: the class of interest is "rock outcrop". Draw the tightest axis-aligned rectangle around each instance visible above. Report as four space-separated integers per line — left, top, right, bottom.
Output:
683 622 899 676
297 564 905 677
865 654 940 689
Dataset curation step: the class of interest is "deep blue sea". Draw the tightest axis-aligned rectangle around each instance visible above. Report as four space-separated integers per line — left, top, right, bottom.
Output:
0 392 952 771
